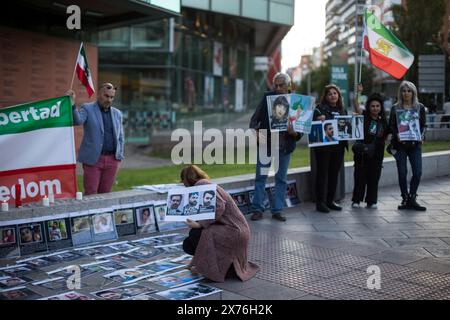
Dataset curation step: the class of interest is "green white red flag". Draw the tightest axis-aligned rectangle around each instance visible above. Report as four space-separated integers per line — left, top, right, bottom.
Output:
76 42 95 97
363 9 414 79
0 96 77 204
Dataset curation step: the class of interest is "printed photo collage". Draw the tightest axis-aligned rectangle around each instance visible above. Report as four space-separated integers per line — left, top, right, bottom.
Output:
308 115 365 147
0 232 222 300
0 201 187 260
229 181 300 214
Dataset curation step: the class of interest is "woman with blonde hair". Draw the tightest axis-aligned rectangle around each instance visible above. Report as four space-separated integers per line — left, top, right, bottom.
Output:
180 165 259 283
388 81 427 211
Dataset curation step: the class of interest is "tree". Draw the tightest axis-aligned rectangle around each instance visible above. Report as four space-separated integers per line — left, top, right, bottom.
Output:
392 0 446 83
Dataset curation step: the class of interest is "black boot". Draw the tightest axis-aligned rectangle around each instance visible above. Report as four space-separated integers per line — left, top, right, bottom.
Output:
408 194 427 211
398 194 409 210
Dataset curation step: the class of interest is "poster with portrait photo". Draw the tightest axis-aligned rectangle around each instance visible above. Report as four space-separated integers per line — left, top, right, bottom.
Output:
137 259 183 276
80 260 126 275
0 275 33 289
149 269 204 289
267 94 315 133
91 284 155 300
91 212 117 243
396 109 422 141
103 267 153 285
114 209 136 237
44 250 82 263
308 120 339 147
106 241 136 252
0 286 42 300
123 246 163 262
285 182 300 207
156 283 222 301
248 189 270 210
18 255 51 268
166 185 217 222
32 277 67 291
0 264 34 277
40 291 93 300
71 215 93 246
335 115 364 141
18 222 47 256
47 264 96 279
0 225 20 259
230 191 250 214
136 205 158 235
45 218 73 251
154 203 186 232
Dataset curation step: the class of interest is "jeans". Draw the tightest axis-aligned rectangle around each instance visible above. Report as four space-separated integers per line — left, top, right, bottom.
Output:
251 150 291 214
394 144 422 195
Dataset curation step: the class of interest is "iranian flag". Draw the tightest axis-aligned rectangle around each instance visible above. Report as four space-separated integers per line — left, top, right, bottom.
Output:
363 9 414 79
75 42 95 97
0 96 77 205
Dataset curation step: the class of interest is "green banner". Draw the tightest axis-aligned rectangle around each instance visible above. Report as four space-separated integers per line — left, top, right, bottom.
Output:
331 65 349 108
0 96 72 136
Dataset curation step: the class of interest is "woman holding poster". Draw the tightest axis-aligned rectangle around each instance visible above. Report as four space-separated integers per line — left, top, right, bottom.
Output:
180 165 259 283
351 85 389 209
313 84 348 213
388 81 427 211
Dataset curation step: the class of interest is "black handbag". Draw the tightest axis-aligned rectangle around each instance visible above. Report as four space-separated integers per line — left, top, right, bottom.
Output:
352 142 376 158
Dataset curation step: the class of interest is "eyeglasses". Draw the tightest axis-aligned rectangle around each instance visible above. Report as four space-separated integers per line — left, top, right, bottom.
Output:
100 83 117 90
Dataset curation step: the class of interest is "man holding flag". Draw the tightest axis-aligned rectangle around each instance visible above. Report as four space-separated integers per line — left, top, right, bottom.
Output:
66 44 124 195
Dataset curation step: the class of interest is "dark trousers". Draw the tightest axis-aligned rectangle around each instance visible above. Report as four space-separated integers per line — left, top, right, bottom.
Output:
394 144 422 195
352 146 384 204
182 228 202 255
314 146 345 204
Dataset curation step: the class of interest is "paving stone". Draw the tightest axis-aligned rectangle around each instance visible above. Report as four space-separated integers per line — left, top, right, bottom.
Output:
220 291 253 300
406 258 450 274
383 238 449 249
307 231 353 240
420 287 450 300
374 263 421 279
423 247 450 258
289 245 345 260
299 261 353 278
368 250 425 265
325 254 381 270
338 288 401 300
312 223 370 232
396 271 450 289
294 294 327 300
238 283 309 300
346 230 409 239
376 279 435 299
291 279 360 300
402 230 450 238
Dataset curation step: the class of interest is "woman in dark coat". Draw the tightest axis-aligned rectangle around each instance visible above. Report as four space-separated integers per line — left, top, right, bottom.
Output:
313 84 348 213
351 85 389 209
181 165 259 283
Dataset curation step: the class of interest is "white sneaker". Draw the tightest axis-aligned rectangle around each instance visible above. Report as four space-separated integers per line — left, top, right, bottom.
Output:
351 202 360 208
367 203 378 209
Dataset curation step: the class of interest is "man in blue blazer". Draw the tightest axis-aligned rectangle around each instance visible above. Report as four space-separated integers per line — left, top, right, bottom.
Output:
66 83 124 195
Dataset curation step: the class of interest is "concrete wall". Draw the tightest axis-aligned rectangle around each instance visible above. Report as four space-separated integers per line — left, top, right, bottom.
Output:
1 151 450 225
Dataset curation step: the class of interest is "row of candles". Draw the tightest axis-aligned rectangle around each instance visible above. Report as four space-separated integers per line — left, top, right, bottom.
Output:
1 192 83 212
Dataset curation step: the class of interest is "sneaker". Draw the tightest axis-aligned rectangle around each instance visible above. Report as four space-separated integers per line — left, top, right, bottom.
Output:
272 213 286 222
316 203 330 213
351 202 360 208
367 203 378 209
326 201 342 211
250 212 263 221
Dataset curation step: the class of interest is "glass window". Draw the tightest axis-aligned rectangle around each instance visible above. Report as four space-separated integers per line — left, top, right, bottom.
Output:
211 0 240 15
131 20 168 49
269 2 294 25
271 0 293 5
98 27 130 47
150 0 181 13
181 0 209 10
242 0 268 21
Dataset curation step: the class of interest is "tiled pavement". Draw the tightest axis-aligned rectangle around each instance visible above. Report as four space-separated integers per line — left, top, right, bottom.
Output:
216 175 450 300
2 176 450 300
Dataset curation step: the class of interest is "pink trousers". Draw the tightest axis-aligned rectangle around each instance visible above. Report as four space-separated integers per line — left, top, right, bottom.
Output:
83 155 120 195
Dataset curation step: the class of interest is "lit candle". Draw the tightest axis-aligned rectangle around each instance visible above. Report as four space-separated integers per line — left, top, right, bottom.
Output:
42 196 50 207
76 192 83 200
1 201 8 212
48 193 55 204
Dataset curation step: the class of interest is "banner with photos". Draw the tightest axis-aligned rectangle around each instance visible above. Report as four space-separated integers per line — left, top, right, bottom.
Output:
308 120 339 147
267 93 315 133
335 115 365 141
396 109 422 141
166 184 217 222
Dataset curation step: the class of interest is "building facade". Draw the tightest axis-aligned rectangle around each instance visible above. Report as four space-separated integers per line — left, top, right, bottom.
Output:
98 0 295 143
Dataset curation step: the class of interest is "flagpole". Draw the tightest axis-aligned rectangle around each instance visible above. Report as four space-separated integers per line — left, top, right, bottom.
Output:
70 42 83 90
